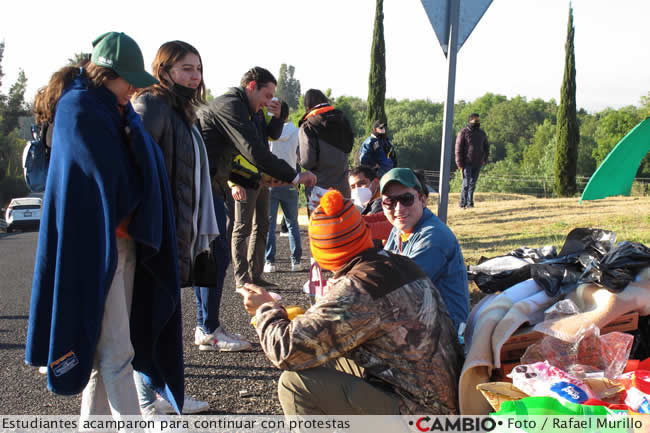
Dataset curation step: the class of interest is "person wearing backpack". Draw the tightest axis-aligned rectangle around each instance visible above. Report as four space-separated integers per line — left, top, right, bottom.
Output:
298 89 355 208
132 40 246 413
25 32 184 419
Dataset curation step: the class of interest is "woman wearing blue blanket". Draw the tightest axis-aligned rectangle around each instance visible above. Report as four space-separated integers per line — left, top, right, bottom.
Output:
25 32 184 419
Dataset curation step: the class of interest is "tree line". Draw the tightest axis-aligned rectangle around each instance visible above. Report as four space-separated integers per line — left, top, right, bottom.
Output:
1 45 648 205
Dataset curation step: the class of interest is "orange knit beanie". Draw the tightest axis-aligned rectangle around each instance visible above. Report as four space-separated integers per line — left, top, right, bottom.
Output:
308 190 374 271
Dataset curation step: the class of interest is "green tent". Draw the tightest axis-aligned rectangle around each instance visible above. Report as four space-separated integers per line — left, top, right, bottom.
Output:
580 117 650 202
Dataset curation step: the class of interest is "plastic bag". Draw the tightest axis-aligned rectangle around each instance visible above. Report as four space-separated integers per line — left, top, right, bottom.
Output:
493 396 624 416
508 361 596 404
521 325 634 379
468 228 616 295
307 186 329 213
579 241 650 292
521 299 634 378
303 261 327 304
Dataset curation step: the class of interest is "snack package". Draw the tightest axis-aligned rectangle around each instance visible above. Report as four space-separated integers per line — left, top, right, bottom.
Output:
477 382 529 411
308 186 330 212
508 361 596 404
617 370 650 413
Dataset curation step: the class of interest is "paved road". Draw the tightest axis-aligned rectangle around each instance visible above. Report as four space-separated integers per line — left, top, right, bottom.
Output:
0 230 312 415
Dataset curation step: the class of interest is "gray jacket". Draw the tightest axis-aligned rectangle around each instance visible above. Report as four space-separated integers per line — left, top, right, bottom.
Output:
133 92 196 285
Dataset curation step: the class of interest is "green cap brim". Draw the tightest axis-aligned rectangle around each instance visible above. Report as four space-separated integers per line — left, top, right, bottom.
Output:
120 70 159 89
380 168 421 194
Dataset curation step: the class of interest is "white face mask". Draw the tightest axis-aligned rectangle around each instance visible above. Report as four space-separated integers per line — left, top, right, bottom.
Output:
351 186 373 209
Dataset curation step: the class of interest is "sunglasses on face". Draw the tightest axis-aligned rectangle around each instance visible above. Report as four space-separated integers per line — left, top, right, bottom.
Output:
382 192 416 210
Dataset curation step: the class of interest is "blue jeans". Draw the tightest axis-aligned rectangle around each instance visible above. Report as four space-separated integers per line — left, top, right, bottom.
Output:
460 165 481 207
194 194 230 334
265 185 302 264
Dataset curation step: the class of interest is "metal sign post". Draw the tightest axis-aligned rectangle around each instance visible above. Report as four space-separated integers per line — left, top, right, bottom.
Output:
420 0 493 223
437 0 460 224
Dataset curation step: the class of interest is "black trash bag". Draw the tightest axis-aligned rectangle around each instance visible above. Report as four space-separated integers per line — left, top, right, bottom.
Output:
530 263 582 297
557 227 617 257
468 247 556 294
468 228 617 295
579 241 650 292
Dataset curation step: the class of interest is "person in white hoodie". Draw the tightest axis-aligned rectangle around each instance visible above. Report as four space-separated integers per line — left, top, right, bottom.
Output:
264 102 303 272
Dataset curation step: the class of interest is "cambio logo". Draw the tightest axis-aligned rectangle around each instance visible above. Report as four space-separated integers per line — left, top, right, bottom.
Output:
409 416 497 432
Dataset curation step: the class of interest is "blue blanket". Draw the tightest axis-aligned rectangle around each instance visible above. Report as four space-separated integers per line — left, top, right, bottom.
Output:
25 73 184 413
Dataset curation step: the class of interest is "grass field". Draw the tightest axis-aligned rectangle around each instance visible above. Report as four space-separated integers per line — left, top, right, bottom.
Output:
297 193 650 303
442 193 650 303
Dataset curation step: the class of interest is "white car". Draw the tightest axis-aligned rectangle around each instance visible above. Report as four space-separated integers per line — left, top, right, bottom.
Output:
5 197 42 233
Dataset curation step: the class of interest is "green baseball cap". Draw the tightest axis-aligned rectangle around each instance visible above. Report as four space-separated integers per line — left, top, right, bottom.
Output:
91 32 158 88
380 168 423 194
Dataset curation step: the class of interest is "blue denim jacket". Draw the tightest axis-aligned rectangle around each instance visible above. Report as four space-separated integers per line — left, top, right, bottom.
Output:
384 208 469 330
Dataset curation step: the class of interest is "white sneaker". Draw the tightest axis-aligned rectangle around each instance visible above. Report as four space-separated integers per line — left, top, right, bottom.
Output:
38 366 48 375
195 326 245 345
154 396 210 414
198 326 252 352
280 232 290 237
263 262 277 273
291 262 303 272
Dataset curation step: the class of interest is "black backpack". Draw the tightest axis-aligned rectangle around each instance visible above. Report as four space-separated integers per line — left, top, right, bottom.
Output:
22 124 50 193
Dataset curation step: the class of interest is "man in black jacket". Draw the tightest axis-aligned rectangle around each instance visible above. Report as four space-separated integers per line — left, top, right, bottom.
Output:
198 67 316 289
455 113 489 209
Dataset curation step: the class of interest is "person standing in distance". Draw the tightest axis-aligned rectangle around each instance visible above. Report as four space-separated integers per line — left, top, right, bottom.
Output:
455 113 489 209
360 121 397 178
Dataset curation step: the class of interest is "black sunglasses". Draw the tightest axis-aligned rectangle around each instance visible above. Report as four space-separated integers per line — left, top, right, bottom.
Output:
382 192 416 210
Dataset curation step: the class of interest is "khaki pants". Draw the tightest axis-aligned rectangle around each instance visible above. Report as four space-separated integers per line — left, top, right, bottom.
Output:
232 185 269 287
278 357 401 415
80 238 140 418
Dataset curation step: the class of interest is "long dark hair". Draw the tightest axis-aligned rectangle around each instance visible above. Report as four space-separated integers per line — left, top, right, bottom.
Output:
135 40 206 125
34 61 117 125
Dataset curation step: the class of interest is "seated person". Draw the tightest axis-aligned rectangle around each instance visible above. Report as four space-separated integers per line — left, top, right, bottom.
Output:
349 165 382 215
381 168 469 331
349 165 392 245
237 190 462 415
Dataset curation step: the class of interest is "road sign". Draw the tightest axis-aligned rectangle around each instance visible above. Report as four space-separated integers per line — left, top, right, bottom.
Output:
420 0 493 55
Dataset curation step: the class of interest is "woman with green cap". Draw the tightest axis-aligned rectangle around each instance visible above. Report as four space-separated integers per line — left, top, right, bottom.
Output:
25 32 184 418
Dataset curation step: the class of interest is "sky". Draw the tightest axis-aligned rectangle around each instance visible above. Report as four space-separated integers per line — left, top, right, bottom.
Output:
2 0 649 113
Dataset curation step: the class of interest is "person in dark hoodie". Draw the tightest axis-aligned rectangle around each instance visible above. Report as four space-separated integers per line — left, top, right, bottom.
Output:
25 32 183 419
455 113 489 209
298 89 355 210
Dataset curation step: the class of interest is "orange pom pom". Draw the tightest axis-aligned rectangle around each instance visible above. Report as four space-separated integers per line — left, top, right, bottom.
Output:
320 190 344 215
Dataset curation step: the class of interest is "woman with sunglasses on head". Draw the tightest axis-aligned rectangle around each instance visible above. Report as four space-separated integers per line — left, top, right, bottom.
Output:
25 32 183 419
380 168 469 333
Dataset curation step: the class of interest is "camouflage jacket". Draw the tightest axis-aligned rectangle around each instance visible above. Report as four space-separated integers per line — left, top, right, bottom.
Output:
255 248 462 414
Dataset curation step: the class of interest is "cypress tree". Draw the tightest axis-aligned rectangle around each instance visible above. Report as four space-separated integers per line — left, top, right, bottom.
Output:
553 5 580 197
366 0 386 132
